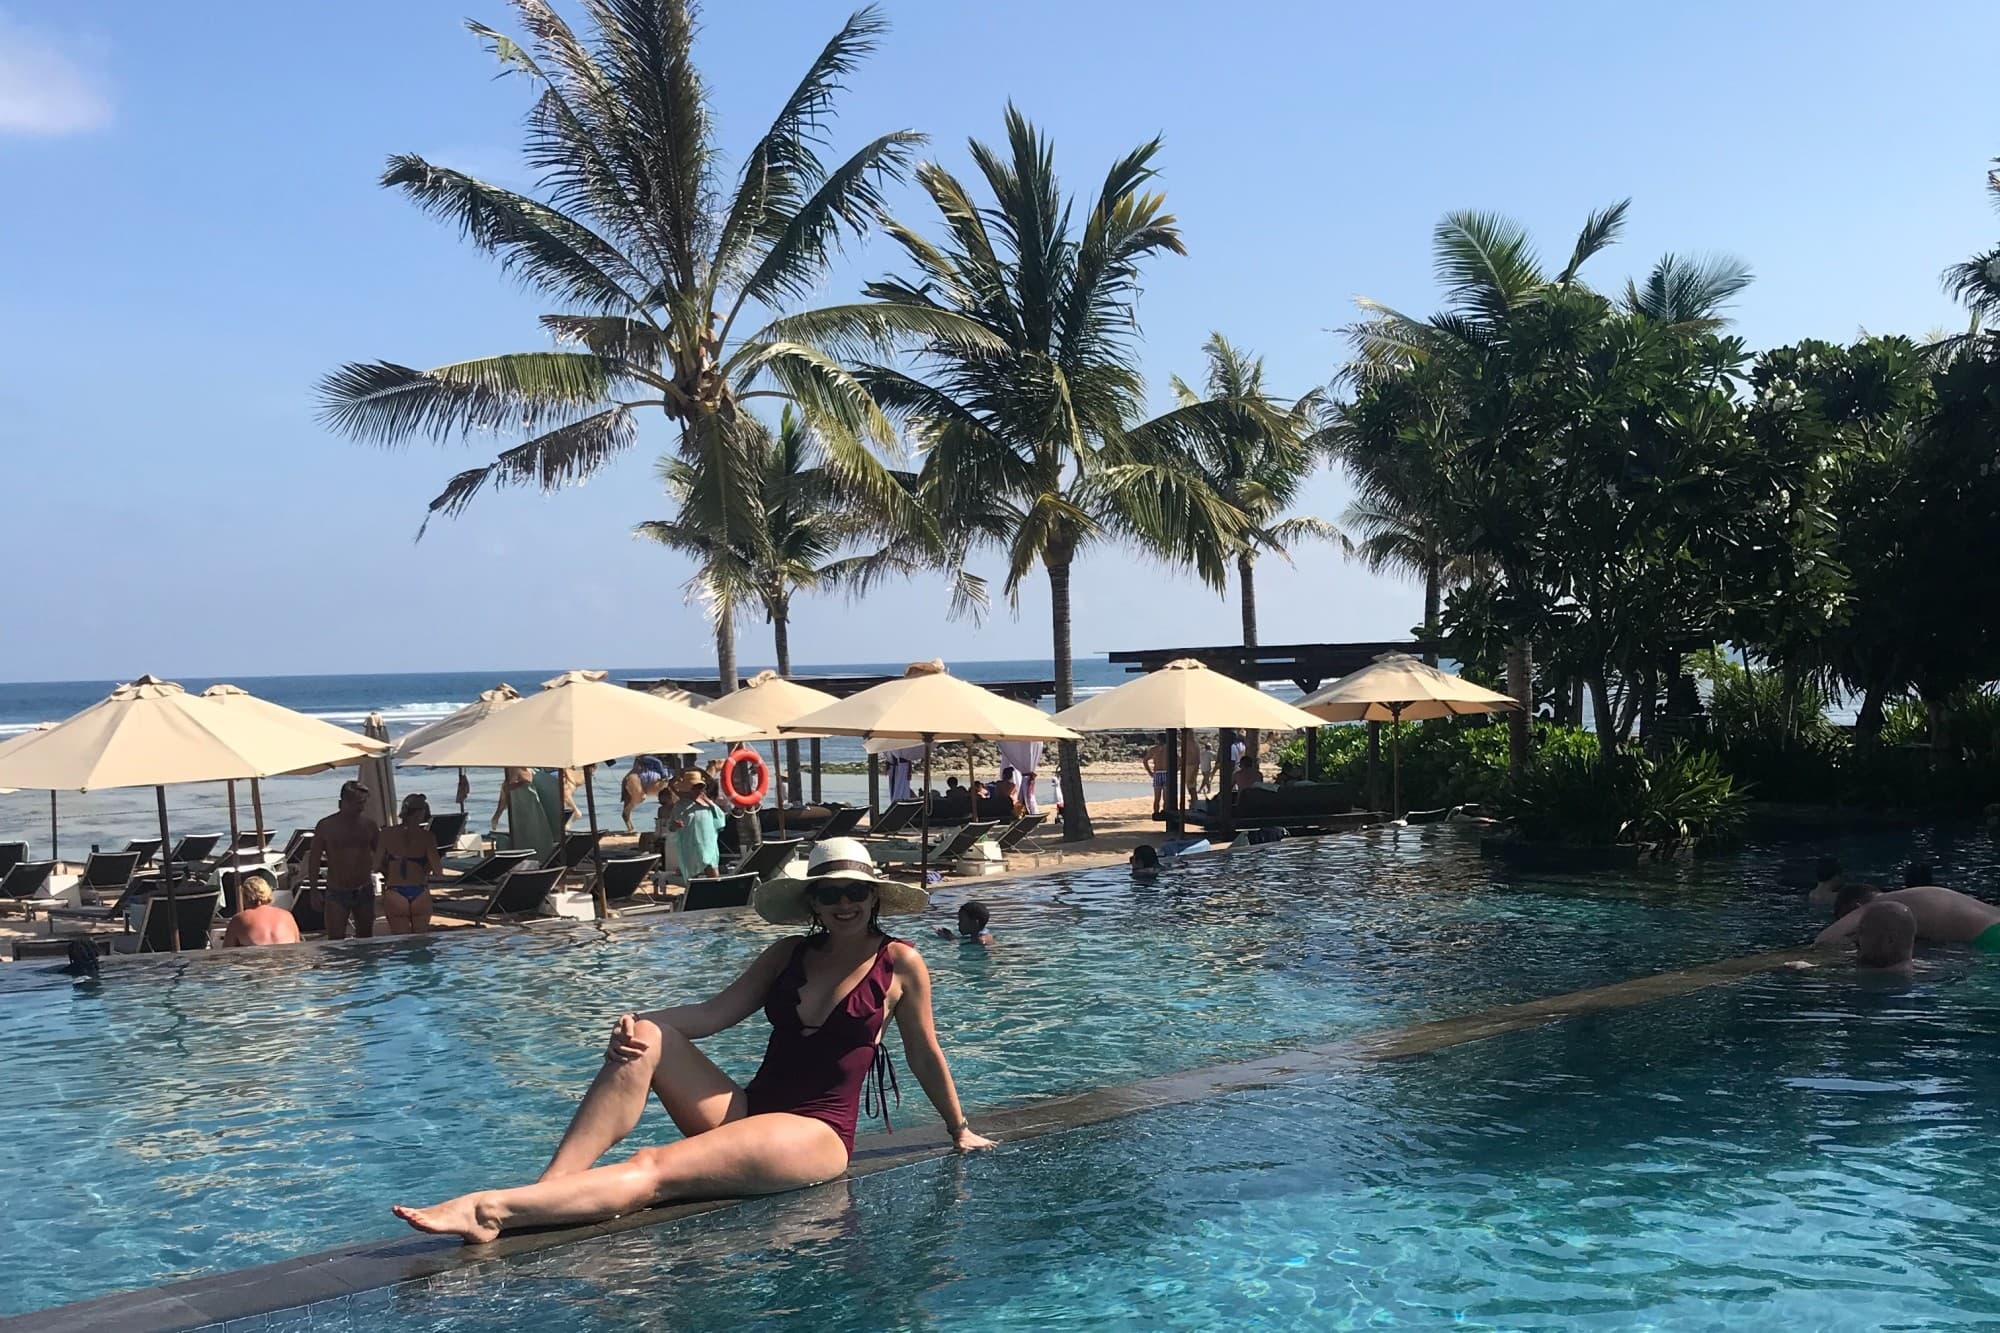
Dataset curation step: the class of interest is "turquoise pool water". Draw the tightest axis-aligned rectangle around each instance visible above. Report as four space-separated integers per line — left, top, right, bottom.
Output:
5 821 1995 1318
233 957 2000 1330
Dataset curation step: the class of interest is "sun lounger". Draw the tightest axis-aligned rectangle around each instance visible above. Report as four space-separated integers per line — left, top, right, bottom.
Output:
884 821 996 875
430 847 534 891
541 830 603 878
69 850 142 906
680 872 757 912
114 889 221 953
123 838 163 869
277 829 310 863
227 830 274 853
432 865 565 925
863 799 925 839
427 811 469 852
0 842 26 878
600 854 670 915
0 861 57 917
733 837 802 881
43 871 157 930
994 812 1047 853
165 834 221 869
805 805 866 843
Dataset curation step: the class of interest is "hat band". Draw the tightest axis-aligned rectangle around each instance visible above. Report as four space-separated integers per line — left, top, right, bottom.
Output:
808 859 877 879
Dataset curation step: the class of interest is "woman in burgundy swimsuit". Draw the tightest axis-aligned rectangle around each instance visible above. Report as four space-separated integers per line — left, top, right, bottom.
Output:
395 838 995 1242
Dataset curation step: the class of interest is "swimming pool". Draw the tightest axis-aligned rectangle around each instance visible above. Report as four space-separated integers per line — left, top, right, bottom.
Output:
222 958 2000 1330
4 821 1993 1318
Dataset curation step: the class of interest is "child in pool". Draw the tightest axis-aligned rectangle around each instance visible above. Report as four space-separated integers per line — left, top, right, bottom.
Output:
935 900 995 945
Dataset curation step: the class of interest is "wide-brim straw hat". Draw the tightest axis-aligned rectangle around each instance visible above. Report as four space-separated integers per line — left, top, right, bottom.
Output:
752 836 931 925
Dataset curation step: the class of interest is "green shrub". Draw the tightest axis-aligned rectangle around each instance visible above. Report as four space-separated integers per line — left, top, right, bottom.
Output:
1500 745 1745 847
1272 721 1594 810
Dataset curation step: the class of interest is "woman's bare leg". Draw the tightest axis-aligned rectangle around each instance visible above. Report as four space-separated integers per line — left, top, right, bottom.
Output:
382 895 411 936
538 1018 746 1181
396 1112 846 1242
411 892 433 934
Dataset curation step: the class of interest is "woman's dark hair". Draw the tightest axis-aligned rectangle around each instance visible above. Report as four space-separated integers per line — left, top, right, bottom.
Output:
1903 862 1935 887
400 793 430 823
1131 844 1161 869
958 900 991 931
1814 855 1841 882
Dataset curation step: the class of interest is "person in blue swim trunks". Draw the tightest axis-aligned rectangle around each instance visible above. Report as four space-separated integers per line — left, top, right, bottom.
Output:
379 793 442 934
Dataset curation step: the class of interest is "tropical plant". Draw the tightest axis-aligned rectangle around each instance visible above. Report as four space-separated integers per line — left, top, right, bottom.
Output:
1166 333 1336 649
1500 746 1743 847
855 109 1254 840
316 0 992 688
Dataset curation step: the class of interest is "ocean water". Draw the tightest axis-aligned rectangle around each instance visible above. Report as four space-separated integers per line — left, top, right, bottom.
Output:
9 824 1978 1317
0 659 1139 857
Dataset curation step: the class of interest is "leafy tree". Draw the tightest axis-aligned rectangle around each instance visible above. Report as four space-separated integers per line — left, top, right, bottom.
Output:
856 109 1253 840
317 0 989 688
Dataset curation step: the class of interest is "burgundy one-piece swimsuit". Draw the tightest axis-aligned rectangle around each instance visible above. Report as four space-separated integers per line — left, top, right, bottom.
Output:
743 935 901 1152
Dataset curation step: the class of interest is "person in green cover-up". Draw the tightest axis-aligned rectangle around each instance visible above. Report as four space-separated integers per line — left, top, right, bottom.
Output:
666 769 728 881
499 767 558 861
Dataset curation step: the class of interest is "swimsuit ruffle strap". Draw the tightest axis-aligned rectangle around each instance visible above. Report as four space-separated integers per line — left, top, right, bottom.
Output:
863 1044 900 1134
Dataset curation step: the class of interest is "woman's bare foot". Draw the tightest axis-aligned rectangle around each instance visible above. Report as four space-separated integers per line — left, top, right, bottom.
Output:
392 1196 501 1244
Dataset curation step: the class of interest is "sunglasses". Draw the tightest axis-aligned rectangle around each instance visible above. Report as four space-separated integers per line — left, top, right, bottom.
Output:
808 881 875 907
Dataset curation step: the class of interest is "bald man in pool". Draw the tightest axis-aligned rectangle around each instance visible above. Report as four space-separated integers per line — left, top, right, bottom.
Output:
1853 900 1918 973
1816 883 2000 951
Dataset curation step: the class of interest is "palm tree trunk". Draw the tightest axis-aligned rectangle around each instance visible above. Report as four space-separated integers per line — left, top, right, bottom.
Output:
1590 672 1617 758
1239 552 1260 768
1049 550 1093 841
773 605 802 804
1505 637 1533 773
715 603 739 696
1421 548 1442 666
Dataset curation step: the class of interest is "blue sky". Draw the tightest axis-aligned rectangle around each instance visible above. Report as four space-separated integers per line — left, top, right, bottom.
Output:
1 1 1994 683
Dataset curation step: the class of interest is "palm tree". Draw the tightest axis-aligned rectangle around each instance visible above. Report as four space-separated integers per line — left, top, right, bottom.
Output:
1166 334 1337 651
855 109 1253 840
316 0 989 690
640 405 929 793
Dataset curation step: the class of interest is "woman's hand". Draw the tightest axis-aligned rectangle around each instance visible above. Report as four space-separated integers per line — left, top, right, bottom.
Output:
953 1124 996 1153
605 1013 653 1064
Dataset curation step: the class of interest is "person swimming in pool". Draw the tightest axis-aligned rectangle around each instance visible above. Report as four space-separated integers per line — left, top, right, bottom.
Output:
1806 856 1843 912
934 900 994 946
1854 900 1919 973
1130 844 1161 880
1816 883 2000 951
391 838 995 1243
378 793 442 935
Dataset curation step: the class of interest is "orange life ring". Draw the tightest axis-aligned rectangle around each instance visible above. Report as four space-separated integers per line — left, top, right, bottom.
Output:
721 747 769 808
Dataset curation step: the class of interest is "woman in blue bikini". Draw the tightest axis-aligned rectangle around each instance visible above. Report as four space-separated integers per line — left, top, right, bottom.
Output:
378 793 442 934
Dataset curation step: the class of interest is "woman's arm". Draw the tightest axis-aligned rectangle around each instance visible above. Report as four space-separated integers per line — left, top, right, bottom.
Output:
1815 909 1864 946
625 938 794 1042
889 942 996 1152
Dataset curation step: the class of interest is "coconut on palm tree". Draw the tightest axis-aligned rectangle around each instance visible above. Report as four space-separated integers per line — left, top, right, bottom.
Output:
855 109 1255 840
317 0 990 689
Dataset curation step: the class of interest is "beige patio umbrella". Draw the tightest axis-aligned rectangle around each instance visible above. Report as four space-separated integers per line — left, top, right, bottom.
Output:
397 685 523 812
0 723 55 858
1052 658 1325 833
785 661 1079 879
701 670 839 834
398 670 736 915
0 675 395 949
358 714 398 830
1297 652 1521 817
200 683 388 873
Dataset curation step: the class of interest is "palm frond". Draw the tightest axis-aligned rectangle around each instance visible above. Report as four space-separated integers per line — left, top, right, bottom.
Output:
417 402 638 535
317 353 623 445
1624 252 1753 329
1433 210 1544 318
1557 199 1630 285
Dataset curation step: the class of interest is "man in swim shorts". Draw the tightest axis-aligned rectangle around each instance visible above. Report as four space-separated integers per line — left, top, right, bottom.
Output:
305 779 381 940
1854 900 1918 972
1816 883 2000 950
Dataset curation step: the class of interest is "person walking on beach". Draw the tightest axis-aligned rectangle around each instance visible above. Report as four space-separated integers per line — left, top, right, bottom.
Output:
622 756 668 834
667 769 728 881
304 779 380 940
392 838 994 1243
378 793 442 934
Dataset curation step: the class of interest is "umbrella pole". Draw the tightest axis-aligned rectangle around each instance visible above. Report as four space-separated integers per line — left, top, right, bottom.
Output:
457 767 467 814
49 791 58 866
920 735 934 884
771 740 786 836
584 768 606 920
1392 705 1404 821
966 743 976 801
1166 729 1183 837
226 778 243 888
156 785 179 953
250 779 267 857
810 739 823 805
